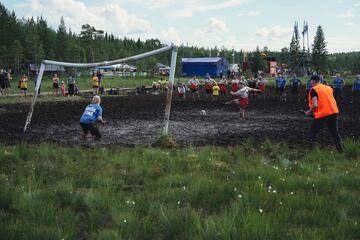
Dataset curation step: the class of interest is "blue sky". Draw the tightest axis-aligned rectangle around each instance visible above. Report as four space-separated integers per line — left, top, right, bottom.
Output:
2 0 360 52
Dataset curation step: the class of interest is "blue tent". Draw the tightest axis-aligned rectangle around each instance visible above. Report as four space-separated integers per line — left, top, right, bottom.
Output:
181 57 229 77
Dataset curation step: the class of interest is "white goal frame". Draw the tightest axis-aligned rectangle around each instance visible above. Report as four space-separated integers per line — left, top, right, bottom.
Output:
24 44 178 136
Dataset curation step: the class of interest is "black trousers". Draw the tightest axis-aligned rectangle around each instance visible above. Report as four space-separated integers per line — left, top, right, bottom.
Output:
309 114 342 151
333 89 343 102
80 123 101 139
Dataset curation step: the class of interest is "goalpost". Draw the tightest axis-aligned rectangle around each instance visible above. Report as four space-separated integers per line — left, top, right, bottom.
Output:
24 44 178 136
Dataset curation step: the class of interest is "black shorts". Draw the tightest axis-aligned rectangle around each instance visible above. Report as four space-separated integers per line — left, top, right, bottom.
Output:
206 89 213 94
80 123 101 139
0 80 4 89
53 83 59 89
191 88 198 93
4 80 10 88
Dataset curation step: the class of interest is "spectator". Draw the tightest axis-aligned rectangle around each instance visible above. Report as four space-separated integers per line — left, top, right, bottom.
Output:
96 70 102 86
0 69 5 95
60 81 66 96
74 85 80 96
19 74 28 97
332 73 345 102
92 73 100 95
52 73 59 96
4 69 12 96
67 75 76 97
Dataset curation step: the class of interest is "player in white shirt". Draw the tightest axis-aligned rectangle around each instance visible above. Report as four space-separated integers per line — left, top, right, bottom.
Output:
225 82 261 118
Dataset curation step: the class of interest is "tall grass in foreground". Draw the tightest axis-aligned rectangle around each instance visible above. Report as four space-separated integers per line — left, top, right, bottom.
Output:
0 140 359 239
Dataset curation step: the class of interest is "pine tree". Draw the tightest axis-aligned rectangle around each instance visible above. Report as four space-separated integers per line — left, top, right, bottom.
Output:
289 22 301 70
311 25 328 73
250 46 267 73
10 40 23 73
56 17 68 61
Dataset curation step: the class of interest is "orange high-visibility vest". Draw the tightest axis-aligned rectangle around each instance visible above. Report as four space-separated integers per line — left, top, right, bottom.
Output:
308 83 339 119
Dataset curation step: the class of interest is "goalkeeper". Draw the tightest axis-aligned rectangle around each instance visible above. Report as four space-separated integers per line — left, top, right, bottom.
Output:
80 96 106 140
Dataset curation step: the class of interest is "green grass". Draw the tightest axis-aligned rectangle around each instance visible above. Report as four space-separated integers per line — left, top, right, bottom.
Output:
0 140 359 239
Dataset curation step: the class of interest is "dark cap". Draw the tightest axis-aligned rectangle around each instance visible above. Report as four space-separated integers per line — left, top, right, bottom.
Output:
310 75 320 81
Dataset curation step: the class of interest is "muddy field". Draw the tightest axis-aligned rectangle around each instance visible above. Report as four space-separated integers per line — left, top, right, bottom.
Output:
0 86 359 147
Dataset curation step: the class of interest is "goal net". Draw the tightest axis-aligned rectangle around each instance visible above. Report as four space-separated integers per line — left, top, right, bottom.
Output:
23 44 178 136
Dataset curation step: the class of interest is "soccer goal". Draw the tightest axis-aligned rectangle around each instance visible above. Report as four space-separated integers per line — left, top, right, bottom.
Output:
24 44 178 135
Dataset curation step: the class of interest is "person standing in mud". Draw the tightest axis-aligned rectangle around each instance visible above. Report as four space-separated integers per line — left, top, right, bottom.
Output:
187 76 200 102
351 75 360 103
80 95 105 140
332 73 345 103
305 75 343 152
256 75 268 101
290 73 301 101
225 82 261 118
275 73 287 101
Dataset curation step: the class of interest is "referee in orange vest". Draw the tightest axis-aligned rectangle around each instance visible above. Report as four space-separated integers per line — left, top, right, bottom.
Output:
305 75 343 152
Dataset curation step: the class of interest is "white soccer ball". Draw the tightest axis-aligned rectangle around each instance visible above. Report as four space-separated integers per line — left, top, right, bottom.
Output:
200 110 207 116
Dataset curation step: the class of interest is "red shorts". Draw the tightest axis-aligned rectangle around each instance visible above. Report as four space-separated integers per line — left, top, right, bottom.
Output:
239 97 249 109
220 85 227 93
259 85 265 92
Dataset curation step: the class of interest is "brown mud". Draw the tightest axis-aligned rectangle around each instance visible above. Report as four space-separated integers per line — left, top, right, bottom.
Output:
0 86 359 147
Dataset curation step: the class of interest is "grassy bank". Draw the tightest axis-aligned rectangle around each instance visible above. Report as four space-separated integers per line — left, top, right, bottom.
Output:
0 141 360 239
5 74 358 95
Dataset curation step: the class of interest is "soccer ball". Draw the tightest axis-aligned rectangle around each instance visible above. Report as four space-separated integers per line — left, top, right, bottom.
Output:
200 110 207 116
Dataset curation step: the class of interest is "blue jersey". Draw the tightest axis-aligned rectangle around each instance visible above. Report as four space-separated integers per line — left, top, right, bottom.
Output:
354 79 360 91
320 79 327 85
276 77 286 88
290 77 301 87
333 77 344 89
80 103 103 124
306 80 312 90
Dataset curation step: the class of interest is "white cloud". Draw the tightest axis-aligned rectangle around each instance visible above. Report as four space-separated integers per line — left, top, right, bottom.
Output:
354 2 360 7
15 0 152 35
255 25 292 38
161 27 181 45
171 0 247 18
346 21 354 26
205 17 230 33
338 8 354 18
147 0 175 10
238 10 260 17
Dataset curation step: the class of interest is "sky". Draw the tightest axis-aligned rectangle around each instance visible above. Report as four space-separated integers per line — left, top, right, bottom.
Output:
2 0 360 53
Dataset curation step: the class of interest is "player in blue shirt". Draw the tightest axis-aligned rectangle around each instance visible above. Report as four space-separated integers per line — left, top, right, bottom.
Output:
290 73 301 101
275 73 287 101
80 95 106 140
332 73 345 102
319 74 327 85
352 75 360 103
